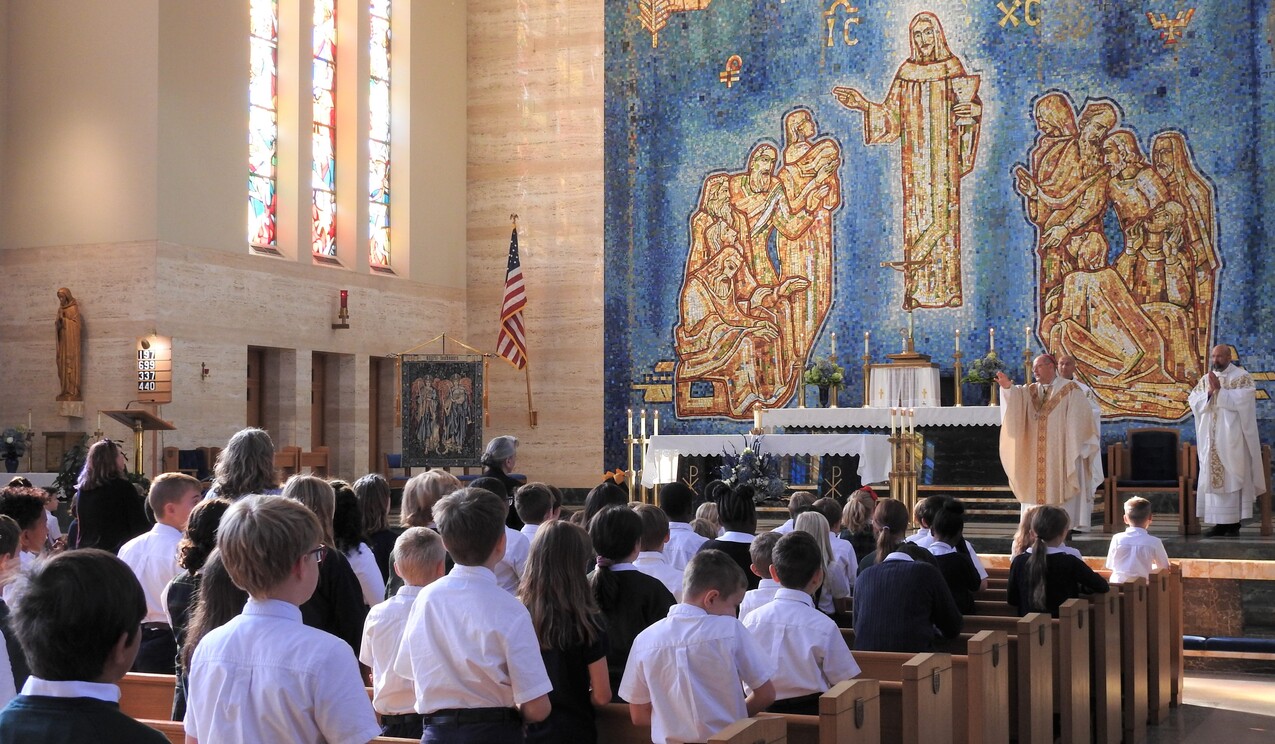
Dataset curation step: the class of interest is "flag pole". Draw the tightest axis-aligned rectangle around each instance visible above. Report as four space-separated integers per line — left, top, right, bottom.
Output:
525 367 537 428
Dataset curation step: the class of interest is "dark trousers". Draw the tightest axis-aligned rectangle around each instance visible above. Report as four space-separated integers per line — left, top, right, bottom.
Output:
767 692 822 716
422 720 523 744
132 625 177 675
379 713 423 740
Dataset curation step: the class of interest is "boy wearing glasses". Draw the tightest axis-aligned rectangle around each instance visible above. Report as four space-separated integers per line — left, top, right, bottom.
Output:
183 495 380 744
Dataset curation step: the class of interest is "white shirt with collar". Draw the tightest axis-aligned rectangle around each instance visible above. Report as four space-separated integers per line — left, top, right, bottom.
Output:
2 552 36 606
185 598 381 744
493 526 531 595
620 603 775 744
739 578 781 618
359 584 422 716
118 522 183 625
665 522 709 570
0 642 14 707
20 676 120 702
1026 544 1083 559
904 527 933 546
742 587 861 700
908 529 988 581
633 551 684 601
771 519 796 534
829 532 859 588
393 564 551 714
718 531 755 544
519 522 541 543
345 542 386 607
1105 526 1170 583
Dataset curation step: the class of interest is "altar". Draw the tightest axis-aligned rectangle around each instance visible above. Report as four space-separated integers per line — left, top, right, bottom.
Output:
640 433 891 488
762 406 1003 429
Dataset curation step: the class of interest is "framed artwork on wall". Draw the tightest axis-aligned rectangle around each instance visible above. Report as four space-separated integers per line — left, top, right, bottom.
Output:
400 354 484 468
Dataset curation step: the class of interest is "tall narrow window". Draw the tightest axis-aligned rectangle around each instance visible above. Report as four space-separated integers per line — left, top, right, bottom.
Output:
249 0 279 248
368 0 392 269
312 0 338 258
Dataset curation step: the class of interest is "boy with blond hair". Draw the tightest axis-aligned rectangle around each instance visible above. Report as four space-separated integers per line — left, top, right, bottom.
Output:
620 549 776 744
1105 496 1171 583
394 487 551 743
118 472 202 673
183 495 380 744
359 528 447 739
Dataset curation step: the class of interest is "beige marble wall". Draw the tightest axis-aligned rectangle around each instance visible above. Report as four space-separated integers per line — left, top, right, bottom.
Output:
467 0 606 488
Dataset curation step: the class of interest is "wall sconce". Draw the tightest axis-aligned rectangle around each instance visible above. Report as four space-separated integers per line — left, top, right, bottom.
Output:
201 363 211 380
333 289 350 329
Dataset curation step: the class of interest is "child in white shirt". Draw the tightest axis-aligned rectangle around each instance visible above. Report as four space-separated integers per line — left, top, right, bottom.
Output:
620 549 776 744
743 531 860 714
739 531 782 618
657 482 708 570
360 528 446 739
632 505 684 601
514 482 560 543
1105 497 1171 583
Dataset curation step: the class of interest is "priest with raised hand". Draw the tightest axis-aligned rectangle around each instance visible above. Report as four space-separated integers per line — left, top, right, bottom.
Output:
1189 345 1265 537
996 354 1103 532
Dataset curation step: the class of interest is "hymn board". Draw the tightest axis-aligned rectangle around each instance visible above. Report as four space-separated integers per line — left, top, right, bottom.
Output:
136 335 172 404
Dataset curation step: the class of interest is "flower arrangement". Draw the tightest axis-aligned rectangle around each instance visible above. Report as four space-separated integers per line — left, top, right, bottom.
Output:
719 435 786 504
0 427 28 460
961 352 1008 384
803 356 844 387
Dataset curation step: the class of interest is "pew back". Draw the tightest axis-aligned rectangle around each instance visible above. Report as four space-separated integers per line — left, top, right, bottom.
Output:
709 716 787 744
1088 590 1123 744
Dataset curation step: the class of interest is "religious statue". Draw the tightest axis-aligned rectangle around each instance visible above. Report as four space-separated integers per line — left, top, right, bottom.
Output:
55 287 82 401
833 11 982 310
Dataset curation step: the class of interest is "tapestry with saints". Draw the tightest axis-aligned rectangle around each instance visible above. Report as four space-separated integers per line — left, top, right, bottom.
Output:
604 1 1275 464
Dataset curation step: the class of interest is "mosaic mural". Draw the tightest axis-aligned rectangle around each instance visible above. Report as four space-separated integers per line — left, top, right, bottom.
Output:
605 1 1275 466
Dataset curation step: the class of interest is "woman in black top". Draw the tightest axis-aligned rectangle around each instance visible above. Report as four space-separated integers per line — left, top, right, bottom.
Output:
481 435 526 529
165 497 231 720
74 439 149 553
589 506 675 698
353 474 397 582
1008 505 1109 617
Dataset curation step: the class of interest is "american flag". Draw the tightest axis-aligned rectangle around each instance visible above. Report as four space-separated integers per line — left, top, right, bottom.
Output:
496 226 528 369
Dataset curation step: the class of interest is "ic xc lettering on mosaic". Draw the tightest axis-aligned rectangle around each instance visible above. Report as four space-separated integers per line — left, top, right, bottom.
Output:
1014 92 1220 420
673 109 842 420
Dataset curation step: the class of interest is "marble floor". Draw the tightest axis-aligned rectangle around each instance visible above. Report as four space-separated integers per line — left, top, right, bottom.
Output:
1146 671 1275 743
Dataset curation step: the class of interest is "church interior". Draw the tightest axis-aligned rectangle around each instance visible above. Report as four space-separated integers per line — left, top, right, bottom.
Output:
0 0 1273 740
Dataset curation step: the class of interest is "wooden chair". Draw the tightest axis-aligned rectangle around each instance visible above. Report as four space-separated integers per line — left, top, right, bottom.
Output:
1105 428 1192 534
274 445 301 479
383 452 410 489
300 446 329 478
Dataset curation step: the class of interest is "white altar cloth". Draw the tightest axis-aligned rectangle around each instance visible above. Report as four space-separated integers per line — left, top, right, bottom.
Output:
641 433 891 488
868 366 942 408
761 406 1003 430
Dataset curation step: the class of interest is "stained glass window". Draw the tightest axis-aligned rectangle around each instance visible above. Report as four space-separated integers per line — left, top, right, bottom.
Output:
249 0 278 247
368 0 391 268
312 0 337 258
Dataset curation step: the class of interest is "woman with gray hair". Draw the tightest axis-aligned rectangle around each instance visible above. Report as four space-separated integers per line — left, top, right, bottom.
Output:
207 428 280 500
481 435 526 530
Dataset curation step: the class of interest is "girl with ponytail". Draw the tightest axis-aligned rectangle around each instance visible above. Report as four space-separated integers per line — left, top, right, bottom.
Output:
857 497 935 574
1007 505 1108 617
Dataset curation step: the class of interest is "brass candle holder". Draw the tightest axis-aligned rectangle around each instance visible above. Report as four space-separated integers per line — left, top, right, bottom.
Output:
953 349 964 407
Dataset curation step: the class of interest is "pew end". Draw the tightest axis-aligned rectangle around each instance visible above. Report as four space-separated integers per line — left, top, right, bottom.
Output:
708 715 787 744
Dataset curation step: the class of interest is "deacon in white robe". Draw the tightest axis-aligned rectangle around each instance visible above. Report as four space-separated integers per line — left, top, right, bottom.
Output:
997 355 1103 529
1189 345 1265 535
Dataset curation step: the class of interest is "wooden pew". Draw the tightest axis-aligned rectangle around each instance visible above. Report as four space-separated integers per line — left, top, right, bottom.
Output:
763 678 881 744
1088 591 1123 744
119 672 176 721
854 631 1008 744
1052 599 1091 744
947 613 1053 744
709 716 787 743
1115 578 1149 744
1168 565 1184 707
139 718 418 744
1146 568 1173 722
596 703 652 744
880 654 953 744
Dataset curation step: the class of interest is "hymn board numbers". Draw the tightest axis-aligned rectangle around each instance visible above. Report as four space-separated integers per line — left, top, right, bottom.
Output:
136 335 173 404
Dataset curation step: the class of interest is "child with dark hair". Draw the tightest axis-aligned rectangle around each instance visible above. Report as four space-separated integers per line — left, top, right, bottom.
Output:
588 505 675 698
743 532 860 715
332 483 385 607
0 549 167 743
1008 505 1109 617
699 483 761 589
0 487 50 606
620 549 775 744
470 477 531 596
909 494 990 587
657 482 707 569
581 482 628 525
394 487 552 743
856 497 935 573
352 473 396 582
0 515 26 704
632 505 684 601
738 531 783 618
926 499 983 614
515 482 560 542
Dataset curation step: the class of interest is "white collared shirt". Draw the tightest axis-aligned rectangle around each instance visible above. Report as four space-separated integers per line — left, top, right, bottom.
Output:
742 588 860 699
393 565 551 713
345 543 386 607
633 551 684 601
905 527 933 546
519 523 541 543
771 519 796 534
21 676 120 702
620 604 775 744
0 646 15 707
665 522 709 570
739 578 781 618
493 527 531 594
1105 527 1170 583
118 522 183 624
359 584 422 715
829 532 859 587
883 551 915 563
718 531 755 544
185 598 381 744
2 552 35 606
1026 544 1083 559
924 539 989 580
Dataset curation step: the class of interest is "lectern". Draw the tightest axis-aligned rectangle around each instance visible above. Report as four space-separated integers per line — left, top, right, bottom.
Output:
102 410 175 475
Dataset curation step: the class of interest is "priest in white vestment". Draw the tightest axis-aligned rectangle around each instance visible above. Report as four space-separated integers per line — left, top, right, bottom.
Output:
1189 345 1265 536
996 355 1103 530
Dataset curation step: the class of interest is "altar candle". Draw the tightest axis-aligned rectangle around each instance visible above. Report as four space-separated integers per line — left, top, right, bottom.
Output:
27 410 32 429
908 312 914 340
864 331 870 356
654 409 660 436
1025 325 1031 351
889 408 897 436
97 412 102 431
627 409 633 438
989 327 995 353
640 409 646 439
955 329 961 353
831 333 837 358
909 408 916 436
754 407 762 431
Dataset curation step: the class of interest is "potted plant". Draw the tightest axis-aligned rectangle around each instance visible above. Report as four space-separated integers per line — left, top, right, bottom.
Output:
719 435 786 504
961 353 1008 406
0 427 29 474
803 356 845 407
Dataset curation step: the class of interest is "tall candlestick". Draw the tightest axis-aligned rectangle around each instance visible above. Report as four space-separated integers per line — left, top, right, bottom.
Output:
908 311 914 340
831 332 837 358
955 329 961 353
627 409 633 438
640 409 646 439
653 409 660 436
989 327 995 353
864 331 870 356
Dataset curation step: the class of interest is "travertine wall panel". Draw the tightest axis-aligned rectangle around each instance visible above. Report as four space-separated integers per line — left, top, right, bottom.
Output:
468 0 605 487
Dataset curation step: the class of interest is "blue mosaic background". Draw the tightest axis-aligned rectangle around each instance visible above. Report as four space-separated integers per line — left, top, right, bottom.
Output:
603 1 1275 470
